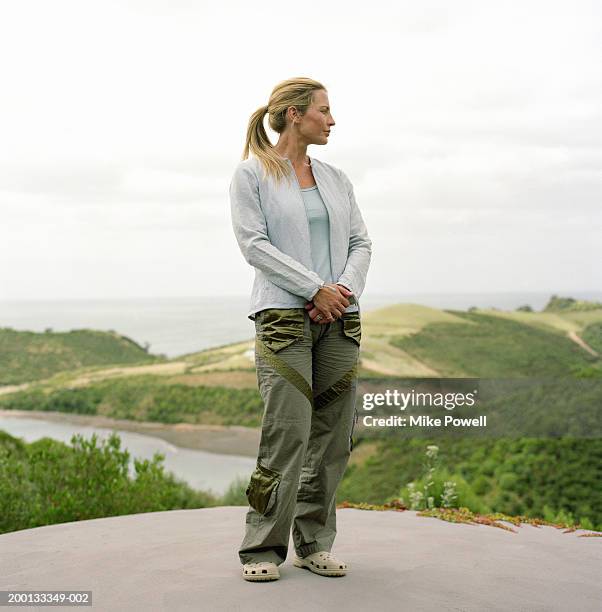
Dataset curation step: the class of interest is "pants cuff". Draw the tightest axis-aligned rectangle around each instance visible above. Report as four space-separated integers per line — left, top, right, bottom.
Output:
239 550 283 566
296 541 320 558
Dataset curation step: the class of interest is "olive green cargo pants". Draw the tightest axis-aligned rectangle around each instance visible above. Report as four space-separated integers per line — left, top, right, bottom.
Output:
238 305 361 566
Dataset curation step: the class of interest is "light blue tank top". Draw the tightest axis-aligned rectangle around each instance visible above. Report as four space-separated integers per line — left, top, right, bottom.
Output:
300 184 333 284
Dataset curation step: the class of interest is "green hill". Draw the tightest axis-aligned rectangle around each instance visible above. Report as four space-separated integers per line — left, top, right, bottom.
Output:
0 375 263 425
0 327 165 386
582 322 602 353
2 301 601 421
390 310 599 377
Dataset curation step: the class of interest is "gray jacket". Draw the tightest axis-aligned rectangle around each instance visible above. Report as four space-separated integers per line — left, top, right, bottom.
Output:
229 155 372 321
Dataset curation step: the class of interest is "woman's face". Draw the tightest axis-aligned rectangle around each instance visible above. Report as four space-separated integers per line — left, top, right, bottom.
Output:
295 89 336 145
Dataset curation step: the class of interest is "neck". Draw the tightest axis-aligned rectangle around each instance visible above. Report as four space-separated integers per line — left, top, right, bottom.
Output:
274 141 310 167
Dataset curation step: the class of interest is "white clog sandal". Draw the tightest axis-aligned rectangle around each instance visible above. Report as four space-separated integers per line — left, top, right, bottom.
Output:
293 551 348 577
242 561 280 581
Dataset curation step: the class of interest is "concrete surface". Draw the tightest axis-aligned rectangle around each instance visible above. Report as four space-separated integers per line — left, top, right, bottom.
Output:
1 507 600 611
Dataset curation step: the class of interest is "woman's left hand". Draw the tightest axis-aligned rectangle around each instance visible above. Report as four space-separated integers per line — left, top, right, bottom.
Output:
305 301 328 324
305 284 353 324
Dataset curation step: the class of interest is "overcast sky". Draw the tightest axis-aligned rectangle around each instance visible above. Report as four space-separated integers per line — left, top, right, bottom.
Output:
1 0 600 301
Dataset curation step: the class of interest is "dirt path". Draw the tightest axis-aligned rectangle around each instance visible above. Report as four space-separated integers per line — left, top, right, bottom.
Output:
0 383 30 396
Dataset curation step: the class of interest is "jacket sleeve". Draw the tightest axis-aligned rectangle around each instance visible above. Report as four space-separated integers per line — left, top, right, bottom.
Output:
335 169 372 299
229 163 325 300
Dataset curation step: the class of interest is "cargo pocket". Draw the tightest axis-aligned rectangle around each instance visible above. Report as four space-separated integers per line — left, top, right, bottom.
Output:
246 462 281 515
342 313 362 347
256 308 305 353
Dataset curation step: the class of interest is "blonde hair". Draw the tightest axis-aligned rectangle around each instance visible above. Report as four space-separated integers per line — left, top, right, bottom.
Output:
242 76 326 184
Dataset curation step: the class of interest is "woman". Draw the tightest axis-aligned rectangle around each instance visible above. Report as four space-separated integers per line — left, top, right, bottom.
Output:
229 77 372 582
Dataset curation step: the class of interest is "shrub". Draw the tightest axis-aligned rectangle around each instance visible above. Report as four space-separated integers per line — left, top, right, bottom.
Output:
0 430 219 534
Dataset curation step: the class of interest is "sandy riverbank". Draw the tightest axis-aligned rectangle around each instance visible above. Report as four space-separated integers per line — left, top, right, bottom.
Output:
0 409 260 457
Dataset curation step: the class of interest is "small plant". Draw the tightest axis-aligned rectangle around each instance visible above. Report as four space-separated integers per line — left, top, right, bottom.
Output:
441 480 458 508
406 482 424 510
423 444 438 507
400 444 458 511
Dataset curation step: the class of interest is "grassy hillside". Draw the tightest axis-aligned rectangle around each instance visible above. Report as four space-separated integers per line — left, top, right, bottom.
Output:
1 296 601 532
390 310 599 377
340 437 602 531
2 301 601 422
0 327 164 386
355 375 601 440
0 375 263 426
3 300 601 393
582 322 602 353
358 304 468 376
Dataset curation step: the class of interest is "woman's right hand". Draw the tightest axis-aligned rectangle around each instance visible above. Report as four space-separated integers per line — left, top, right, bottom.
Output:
310 284 351 323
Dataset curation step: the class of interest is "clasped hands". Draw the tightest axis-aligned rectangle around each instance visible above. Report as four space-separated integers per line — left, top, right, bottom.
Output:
304 283 353 325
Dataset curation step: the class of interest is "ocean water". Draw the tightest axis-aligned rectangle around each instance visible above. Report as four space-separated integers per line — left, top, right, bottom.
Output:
1 291 600 359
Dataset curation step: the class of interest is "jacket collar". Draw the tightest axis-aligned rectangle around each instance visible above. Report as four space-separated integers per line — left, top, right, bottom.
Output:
282 155 315 167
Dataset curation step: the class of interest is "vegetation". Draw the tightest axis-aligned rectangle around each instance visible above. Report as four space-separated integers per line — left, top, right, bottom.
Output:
390 311 598 377
0 375 264 427
1 295 601 534
0 429 219 535
543 295 602 312
337 500 601 535
3 427 598 536
338 438 602 531
582 321 602 354
0 327 163 385
516 304 533 312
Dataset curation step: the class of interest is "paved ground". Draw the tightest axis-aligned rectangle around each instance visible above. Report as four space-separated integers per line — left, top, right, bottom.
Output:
1 507 600 611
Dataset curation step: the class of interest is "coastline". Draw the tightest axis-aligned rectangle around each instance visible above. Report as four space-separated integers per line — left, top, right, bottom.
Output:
0 409 260 457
